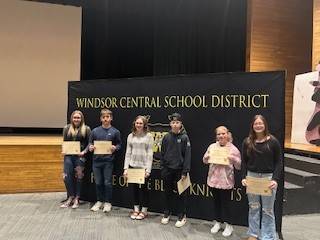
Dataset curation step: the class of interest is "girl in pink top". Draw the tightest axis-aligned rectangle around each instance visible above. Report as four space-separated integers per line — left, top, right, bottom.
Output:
203 126 241 237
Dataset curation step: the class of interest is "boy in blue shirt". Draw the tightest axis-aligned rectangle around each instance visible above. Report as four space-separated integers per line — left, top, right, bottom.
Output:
88 109 121 212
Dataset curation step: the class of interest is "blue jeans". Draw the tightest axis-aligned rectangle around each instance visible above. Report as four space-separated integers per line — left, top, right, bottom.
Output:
63 155 85 198
247 171 277 240
92 161 113 202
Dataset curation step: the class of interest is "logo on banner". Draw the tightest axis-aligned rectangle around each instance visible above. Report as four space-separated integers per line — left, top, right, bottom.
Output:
149 121 170 170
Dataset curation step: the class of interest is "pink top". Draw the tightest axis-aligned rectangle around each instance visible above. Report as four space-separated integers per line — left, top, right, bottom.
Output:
203 142 241 189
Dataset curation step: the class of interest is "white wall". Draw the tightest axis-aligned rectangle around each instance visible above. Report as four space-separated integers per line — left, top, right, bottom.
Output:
0 0 81 128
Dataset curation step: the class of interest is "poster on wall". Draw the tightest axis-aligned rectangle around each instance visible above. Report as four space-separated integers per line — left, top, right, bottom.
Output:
68 71 285 229
291 71 320 145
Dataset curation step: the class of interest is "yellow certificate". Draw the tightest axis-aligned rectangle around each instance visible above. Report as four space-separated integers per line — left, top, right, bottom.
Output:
208 145 230 165
126 168 145 184
246 176 272 196
94 141 112 154
62 141 80 154
177 173 191 195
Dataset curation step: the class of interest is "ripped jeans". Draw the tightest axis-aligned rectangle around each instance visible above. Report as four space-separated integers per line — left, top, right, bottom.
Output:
63 155 85 198
247 171 277 240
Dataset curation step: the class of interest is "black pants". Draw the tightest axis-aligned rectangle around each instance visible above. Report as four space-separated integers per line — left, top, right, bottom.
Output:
161 167 187 219
211 188 232 224
132 181 149 208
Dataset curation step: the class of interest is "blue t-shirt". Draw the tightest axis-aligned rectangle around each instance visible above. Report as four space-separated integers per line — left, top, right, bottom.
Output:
89 126 121 162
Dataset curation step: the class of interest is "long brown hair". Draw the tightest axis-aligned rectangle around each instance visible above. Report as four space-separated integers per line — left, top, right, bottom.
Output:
131 115 149 134
68 110 87 138
246 114 270 155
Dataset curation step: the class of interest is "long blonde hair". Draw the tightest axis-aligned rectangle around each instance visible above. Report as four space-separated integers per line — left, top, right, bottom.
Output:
68 110 87 138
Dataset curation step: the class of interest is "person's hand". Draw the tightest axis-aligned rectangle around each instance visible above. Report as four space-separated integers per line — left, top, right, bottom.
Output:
269 180 278 189
241 179 247 187
111 145 117 153
89 144 95 152
78 151 85 157
123 169 128 178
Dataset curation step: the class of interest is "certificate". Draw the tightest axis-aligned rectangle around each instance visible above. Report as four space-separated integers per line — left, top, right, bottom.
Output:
62 141 80 154
177 173 191 195
208 145 230 165
94 141 112 154
126 168 145 184
246 176 272 196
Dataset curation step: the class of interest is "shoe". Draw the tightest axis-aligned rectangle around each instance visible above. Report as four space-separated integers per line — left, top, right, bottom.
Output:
247 237 257 240
222 223 233 237
71 199 79 209
210 221 221 234
130 211 139 220
175 216 187 228
136 212 147 220
90 201 103 212
103 202 112 213
60 197 73 208
161 212 170 225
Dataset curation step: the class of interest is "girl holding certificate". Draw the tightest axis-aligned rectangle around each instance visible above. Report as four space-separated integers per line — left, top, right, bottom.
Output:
123 115 154 220
203 126 241 237
60 110 91 209
241 115 282 240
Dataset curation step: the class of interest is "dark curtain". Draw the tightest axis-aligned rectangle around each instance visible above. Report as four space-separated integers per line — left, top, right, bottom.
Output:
29 0 247 80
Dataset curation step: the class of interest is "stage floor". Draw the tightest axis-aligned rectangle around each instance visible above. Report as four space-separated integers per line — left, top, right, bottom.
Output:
0 192 319 240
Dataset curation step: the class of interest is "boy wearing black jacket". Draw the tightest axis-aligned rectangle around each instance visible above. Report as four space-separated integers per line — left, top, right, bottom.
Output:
160 113 191 228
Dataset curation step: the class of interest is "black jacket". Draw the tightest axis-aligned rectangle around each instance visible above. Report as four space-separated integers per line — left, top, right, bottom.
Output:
160 128 191 175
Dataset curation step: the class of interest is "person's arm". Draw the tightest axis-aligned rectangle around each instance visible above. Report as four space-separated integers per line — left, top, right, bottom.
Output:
229 144 241 170
271 137 283 183
241 139 249 186
202 145 211 164
114 130 122 152
123 134 132 171
62 125 68 141
146 133 154 174
160 135 167 169
182 135 191 176
82 126 91 155
88 129 95 152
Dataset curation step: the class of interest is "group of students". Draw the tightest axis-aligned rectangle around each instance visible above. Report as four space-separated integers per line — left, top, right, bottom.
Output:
61 108 282 240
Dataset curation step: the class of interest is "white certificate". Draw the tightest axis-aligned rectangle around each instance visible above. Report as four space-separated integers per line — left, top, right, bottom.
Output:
126 168 145 184
208 145 230 165
94 141 112 154
246 176 272 196
62 141 81 154
177 173 191 195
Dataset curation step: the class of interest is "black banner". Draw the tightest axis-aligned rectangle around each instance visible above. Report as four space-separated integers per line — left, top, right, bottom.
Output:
68 71 285 231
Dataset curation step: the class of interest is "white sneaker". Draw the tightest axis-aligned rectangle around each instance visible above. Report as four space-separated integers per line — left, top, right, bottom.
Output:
175 217 186 228
161 216 170 225
103 202 112 213
210 221 221 234
90 201 103 212
222 223 233 237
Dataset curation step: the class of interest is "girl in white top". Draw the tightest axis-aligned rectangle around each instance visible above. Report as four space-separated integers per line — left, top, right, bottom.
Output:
123 115 154 220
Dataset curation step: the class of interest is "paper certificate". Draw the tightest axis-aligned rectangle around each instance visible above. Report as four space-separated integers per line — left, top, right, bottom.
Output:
246 176 272 196
177 173 191 195
126 168 145 184
94 141 112 154
208 146 230 165
62 141 81 154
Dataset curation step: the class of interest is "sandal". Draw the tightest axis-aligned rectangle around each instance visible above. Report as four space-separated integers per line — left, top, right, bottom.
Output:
60 198 73 208
136 212 147 220
130 211 139 220
71 199 79 209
